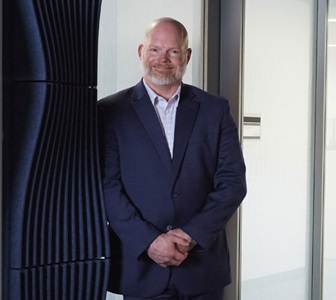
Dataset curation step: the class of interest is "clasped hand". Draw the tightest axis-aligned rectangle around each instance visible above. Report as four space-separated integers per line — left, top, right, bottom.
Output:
147 228 197 268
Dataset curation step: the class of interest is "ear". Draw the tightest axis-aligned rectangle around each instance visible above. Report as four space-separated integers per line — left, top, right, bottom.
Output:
138 44 144 59
186 48 192 63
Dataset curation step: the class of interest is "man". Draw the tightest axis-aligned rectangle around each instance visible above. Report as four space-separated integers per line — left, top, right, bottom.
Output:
98 17 246 300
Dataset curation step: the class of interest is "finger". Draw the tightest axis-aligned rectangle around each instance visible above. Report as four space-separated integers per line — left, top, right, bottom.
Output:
167 228 189 238
171 253 188 266
167 229 197 251
172 250 188 263
175 244 189 253
167 234 190 247
167 229 192 244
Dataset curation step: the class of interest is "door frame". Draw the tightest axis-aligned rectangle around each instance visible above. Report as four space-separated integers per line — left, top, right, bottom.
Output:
204 1 245 299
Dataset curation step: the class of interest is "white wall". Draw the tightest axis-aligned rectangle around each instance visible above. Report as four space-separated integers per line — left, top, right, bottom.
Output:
98 1 204 299
98 0 204 100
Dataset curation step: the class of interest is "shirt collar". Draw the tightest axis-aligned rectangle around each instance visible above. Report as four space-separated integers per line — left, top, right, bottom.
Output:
142 79 181 106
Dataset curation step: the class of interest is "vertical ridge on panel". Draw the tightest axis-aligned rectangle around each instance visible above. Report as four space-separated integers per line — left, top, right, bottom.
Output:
90 89 109 256
60 2 73 83
86 91 98 256
45 2 61 80
22 84 47 267
89 89 107 258
62 1 76 83
76 262 85 300
85 262 93 300
6 82 48 269
22 84 61 267
71 89 82 260
77 87 87 258
93 0 103 85
68 263 76 300
74 87 87 260
57 86 72 263
37 89 54 266
68 0 78 83
53 265 60 300
94 260 105 300
93 90 110 256
29 269 36 300
88 0 101 85
39 85 62 266
83 90 95 258
73 0 82 84
53 1 68 81
79 0 86 84
33 0 56 80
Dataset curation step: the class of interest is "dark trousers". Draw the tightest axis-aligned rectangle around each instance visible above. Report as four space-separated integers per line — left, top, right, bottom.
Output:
123 287 224 300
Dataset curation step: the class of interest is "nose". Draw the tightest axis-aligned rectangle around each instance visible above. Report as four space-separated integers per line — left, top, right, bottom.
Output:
159 51 170 62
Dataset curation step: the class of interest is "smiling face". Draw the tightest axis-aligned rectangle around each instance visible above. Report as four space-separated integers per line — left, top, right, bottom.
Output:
138 19 192 89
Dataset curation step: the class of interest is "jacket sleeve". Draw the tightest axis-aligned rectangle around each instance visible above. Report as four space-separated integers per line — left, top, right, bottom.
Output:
181 101 247 251
98 103 161 259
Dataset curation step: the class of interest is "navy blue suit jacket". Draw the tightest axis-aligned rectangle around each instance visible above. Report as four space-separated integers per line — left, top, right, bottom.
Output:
98 80 246 298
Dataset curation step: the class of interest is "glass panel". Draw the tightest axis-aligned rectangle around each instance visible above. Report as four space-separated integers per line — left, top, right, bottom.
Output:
241 0 315 299
323 1 336 299
97 1 204 299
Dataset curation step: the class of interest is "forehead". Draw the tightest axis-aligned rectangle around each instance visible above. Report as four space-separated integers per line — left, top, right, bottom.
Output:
146 22 184 47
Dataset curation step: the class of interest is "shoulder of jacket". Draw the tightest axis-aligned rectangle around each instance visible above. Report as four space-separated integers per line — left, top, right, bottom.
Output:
183 84 229 105
97 86 135 108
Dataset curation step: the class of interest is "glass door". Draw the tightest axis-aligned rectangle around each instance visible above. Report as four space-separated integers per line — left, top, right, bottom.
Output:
322 1 336 298
241 0 316 299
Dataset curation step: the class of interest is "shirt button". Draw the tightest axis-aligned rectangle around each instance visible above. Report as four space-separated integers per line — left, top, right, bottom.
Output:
166 225 173 231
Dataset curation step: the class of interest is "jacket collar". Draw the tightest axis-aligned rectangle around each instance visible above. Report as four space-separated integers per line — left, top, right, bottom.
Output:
131 80 200 183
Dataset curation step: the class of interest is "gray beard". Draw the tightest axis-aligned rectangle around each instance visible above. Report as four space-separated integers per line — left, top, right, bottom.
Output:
141 64 186 86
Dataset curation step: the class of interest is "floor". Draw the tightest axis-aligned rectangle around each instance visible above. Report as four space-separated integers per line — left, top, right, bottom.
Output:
105 260 336 300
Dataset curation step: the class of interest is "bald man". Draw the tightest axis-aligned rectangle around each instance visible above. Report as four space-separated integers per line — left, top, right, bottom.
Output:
98 17 246 300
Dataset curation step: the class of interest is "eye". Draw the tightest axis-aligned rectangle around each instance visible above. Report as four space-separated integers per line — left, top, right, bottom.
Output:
149 47 159 53
169 49 180 56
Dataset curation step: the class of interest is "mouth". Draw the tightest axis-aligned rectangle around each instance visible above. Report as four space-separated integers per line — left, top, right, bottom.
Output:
153 64 174 71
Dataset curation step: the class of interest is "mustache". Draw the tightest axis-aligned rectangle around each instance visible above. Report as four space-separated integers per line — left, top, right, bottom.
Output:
152 63 173 68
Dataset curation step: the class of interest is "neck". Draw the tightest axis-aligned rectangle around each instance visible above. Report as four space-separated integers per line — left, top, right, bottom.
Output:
144 78 181 101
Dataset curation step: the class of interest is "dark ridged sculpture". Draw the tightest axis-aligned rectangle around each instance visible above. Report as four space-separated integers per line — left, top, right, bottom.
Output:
2 1 110 299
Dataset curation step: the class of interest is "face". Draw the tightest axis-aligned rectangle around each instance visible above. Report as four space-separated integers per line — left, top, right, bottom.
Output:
138 21 191 87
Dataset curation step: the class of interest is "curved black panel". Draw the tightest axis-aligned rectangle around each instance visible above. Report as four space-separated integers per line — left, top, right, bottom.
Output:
9 260 110 299
3 0 46 81
3 0 101 85
3 0 110 299
31 0 101 84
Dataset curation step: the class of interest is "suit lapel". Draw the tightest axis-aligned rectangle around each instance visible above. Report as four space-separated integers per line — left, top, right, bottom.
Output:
172 85 200 183
131 81 172 172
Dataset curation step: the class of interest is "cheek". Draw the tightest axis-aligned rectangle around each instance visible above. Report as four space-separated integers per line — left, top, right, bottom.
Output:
143 56 155 66
174 62 184 70
173 57 185 66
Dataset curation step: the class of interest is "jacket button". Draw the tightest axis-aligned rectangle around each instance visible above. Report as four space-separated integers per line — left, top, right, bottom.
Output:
166 225 173 231
172 193 178 199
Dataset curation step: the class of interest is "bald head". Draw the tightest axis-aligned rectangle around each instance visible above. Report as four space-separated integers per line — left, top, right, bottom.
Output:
144 17 189 51
138 17 192 96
